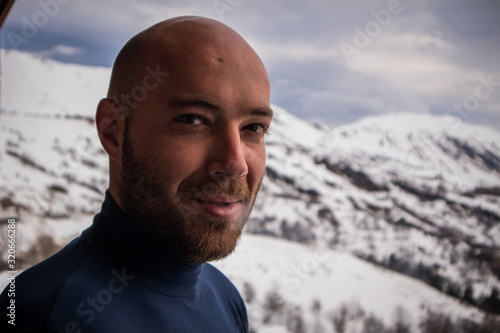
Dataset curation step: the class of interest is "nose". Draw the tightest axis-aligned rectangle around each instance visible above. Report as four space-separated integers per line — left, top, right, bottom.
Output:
207 129 248 180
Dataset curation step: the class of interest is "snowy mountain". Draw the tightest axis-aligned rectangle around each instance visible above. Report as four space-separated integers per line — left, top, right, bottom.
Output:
1 49 500 332
256 106 500 303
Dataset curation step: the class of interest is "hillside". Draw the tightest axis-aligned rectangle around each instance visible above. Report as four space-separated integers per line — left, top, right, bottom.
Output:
1 49 500 331
255 105 500 309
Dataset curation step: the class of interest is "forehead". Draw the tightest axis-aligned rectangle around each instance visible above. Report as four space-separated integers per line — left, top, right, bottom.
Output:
128 21 270 116
144 48 270 110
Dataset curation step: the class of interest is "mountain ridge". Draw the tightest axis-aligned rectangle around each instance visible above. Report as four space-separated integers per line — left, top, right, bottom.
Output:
1 49 500 330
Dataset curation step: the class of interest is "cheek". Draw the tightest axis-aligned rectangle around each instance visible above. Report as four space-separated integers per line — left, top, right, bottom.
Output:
154 146 205 183
246 148 266 188
130 117 207 188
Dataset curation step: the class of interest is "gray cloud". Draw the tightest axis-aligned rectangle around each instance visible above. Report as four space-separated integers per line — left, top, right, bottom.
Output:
2 0 499 129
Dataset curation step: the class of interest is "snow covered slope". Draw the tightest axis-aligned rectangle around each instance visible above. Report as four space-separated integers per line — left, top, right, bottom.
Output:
1 49 499 331
213 234 485 332
254 106 500 304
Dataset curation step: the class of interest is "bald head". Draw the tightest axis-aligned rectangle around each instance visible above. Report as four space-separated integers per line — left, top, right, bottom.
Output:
95 16 272 264
97 16 272 216
107 16 269 107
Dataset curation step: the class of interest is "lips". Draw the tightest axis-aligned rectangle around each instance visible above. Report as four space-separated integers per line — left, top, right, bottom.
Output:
192 196 242 219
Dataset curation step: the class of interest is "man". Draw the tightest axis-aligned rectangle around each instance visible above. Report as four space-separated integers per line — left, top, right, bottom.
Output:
0 16 273 332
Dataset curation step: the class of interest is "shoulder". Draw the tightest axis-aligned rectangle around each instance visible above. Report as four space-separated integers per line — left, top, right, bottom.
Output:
200 263 248 331
0 230 93 332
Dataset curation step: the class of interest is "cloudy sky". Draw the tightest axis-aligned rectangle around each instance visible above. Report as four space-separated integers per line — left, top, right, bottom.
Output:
2 0 500 128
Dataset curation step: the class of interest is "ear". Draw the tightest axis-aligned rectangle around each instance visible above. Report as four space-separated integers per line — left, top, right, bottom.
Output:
96 98 126 164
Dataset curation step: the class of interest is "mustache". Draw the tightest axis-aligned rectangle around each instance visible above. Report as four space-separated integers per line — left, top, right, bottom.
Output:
181 178 251 202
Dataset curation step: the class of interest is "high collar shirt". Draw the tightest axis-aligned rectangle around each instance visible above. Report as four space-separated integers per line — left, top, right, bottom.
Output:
0 191 248 333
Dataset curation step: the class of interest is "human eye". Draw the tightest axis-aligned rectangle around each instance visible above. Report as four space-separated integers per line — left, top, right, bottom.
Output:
175 114 206 126
243 123 269 134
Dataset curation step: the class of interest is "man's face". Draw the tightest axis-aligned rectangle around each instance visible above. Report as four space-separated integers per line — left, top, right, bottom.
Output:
118 44 272 264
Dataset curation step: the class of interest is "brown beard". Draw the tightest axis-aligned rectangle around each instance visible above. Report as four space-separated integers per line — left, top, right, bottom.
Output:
119 123 259 264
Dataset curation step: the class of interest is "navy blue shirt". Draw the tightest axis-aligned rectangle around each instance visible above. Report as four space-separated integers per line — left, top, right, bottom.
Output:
0 192 248 332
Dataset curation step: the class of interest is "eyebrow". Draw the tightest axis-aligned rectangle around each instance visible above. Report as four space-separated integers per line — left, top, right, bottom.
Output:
165 97 274 118
252 107 274 118
165 98 221 112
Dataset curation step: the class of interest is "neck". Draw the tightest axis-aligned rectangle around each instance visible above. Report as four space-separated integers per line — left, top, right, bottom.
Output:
91 191 204 296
